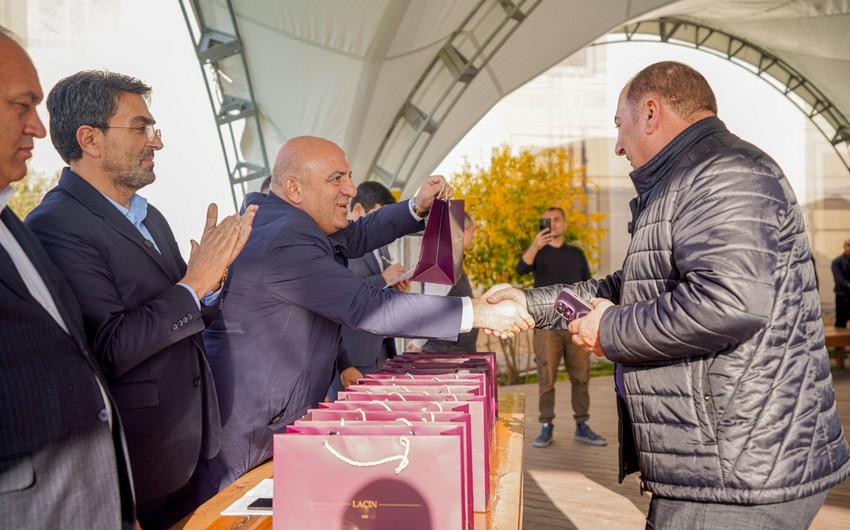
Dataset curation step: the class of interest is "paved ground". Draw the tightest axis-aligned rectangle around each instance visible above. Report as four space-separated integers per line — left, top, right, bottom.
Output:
504 369 850 529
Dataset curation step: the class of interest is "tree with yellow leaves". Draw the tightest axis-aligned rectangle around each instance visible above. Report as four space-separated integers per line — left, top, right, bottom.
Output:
8 167 58 218
452 144 606 384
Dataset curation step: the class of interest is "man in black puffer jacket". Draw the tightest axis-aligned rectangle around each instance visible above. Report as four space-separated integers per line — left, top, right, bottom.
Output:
487 61 849 528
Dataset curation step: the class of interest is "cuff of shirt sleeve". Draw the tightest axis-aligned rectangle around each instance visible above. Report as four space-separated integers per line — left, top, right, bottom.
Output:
408 197 425 222
177 282 202 310
201 286 222 307
459 297 473 333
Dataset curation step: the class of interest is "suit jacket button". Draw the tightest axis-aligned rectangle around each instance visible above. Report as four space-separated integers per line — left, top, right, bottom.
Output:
98 409 110 422
171 324 178 331
193 377 201 388
182 316 189 324
187 314 193 321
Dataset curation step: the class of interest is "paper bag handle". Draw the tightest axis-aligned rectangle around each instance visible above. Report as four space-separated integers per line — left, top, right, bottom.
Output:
323 436 411 475
424 401 444 412
370 400 392 411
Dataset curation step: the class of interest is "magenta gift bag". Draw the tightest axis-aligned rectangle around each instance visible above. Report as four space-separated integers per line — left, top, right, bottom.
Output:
274 424 470 529
302 409 489 511
411 199 464 285
319 400 491 510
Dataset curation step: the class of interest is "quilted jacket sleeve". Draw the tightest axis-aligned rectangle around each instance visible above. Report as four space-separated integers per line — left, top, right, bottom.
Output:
599 154 786 364
524 272 623 330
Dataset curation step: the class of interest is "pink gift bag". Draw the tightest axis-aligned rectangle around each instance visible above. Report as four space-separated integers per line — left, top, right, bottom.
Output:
275 424 470 529
334 392 492 509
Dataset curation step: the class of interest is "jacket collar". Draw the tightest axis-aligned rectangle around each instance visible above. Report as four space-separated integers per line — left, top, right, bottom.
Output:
259 191 349 262
630 116 727 198
56 168 181 281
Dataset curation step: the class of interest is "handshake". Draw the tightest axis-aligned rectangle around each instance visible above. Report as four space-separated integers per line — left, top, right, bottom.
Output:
471 284 535 339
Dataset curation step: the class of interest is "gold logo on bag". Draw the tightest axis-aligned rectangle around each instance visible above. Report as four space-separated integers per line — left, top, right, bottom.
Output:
351 499 379 509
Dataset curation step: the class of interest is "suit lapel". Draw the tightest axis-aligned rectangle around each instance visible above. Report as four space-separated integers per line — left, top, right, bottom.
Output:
365 249 382 275
57 168 179 281
0 206 91 353
0 210 31 301
143 214 182 281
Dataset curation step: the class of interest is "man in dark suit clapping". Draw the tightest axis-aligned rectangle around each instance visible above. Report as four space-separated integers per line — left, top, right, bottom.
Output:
0 27 136 529
26 70 256 528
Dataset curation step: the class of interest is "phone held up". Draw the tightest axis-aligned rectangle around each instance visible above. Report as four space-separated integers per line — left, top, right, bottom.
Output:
539 218 551 232
554 286 593 323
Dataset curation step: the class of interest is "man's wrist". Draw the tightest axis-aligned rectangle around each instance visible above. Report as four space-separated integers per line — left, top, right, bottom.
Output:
409 197 427 220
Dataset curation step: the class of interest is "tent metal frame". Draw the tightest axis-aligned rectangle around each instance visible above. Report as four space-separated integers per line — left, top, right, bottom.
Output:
178 0 271 211
366 0 543 192
603 17 850 173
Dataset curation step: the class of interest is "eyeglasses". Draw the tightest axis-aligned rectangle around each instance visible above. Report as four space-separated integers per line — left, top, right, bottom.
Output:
101 124 162 142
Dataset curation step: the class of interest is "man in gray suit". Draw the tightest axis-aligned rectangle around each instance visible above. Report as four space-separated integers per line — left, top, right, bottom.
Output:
0 27 136 528
199 135 533 495
329 181 408 399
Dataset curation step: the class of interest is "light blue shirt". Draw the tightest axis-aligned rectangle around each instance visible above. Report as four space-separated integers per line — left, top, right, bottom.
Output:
102 193 220 308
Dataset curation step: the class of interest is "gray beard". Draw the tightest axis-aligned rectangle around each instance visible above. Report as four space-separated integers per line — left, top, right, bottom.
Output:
105 162 156 191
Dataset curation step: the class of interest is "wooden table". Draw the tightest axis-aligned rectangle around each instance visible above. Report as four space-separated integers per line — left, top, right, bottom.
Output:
824 325 850 369
172 392 525 529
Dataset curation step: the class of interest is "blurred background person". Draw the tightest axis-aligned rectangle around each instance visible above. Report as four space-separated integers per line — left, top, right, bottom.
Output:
517 206 606 448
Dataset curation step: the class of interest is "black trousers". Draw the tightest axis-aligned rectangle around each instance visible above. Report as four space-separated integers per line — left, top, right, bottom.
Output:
836 296 850 327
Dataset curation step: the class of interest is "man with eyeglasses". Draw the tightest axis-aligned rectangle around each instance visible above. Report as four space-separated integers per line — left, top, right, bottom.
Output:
26 70 256 529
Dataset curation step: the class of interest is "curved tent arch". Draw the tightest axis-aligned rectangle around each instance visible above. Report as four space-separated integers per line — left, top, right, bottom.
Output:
179 0 850 208
603 16 850 172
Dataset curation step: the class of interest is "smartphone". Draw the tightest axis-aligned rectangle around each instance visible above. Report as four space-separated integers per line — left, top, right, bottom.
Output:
539 218 551 232
554 287 593 323
247 497 273 510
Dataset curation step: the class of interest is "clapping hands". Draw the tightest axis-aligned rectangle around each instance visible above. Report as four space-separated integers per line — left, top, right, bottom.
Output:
181 203 257 298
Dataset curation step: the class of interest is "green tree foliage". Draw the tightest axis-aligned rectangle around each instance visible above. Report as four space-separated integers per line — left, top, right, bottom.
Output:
8 166 59 218
452 144 606 383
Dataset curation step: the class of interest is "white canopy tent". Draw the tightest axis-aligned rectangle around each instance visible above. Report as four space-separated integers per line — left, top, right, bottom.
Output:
179 0 850 205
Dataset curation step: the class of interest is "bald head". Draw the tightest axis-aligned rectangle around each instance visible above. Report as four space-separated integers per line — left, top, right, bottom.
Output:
271 136 341 192
0 27 46 188
271 135 356 234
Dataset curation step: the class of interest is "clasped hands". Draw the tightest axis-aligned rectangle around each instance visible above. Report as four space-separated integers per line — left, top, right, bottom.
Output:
478 284 614 357
471 284 534 340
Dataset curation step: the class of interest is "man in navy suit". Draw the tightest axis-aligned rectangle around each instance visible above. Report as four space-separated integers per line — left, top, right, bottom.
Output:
0 29 136 529
328 181 409 399
199 135 534 495
26 70 256 528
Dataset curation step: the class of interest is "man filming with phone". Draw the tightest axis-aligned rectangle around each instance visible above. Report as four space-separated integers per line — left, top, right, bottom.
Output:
517 207 605 449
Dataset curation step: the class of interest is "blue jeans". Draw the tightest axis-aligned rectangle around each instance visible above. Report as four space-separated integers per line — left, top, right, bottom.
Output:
646 490 828 529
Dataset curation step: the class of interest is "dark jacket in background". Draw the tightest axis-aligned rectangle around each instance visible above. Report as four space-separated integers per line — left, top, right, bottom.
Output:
341 246 397 368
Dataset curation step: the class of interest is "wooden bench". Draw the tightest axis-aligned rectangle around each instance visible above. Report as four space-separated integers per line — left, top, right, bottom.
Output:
824 325 850 370
172 392 526 530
